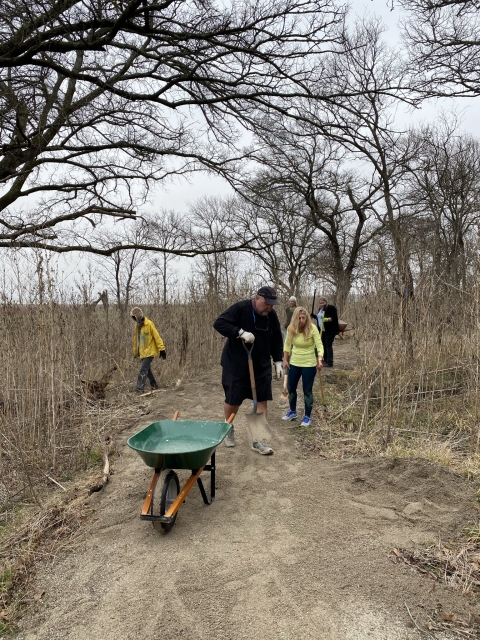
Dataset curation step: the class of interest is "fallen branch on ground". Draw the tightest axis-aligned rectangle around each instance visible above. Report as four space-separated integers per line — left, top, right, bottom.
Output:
87 436 114 495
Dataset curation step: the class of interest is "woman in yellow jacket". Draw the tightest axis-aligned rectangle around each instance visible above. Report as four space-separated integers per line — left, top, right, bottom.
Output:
282 307 323 427
131 307 166 394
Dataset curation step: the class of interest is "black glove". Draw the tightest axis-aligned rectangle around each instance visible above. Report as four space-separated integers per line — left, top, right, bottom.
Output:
159 350 166 360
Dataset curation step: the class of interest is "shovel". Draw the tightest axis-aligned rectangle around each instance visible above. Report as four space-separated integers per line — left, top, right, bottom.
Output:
280 373 288 399
281 345 291 399
318 369 329 414
242 341 272 442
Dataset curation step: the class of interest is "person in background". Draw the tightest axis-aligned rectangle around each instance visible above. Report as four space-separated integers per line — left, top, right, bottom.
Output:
285 296 297 332
213 286 283 455
283 296 297 394
317 297 339 367
282 307 323 427
131 307 166 395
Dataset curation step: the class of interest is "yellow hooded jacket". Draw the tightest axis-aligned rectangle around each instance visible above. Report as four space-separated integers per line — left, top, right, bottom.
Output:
133 317 165 358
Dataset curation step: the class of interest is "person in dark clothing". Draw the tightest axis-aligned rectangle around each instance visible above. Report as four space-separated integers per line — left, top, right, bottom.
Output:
317 297 339 367
284 296 297 330
213 286 284 455
282 295 297 394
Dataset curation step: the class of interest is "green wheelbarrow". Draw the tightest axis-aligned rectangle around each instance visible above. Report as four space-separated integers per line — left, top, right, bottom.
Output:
127 411 234 533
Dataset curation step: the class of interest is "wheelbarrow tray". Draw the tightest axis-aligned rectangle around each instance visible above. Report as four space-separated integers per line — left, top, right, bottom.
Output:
127 419 231 470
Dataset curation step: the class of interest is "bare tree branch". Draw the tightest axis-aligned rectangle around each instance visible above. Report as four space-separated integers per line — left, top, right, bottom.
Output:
400 0 480 97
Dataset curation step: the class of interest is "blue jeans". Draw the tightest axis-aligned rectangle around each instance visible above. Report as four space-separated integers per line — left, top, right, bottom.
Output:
287 365 317 418
136 356 158 393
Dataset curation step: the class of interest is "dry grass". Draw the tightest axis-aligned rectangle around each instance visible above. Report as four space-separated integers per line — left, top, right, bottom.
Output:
0 297 233 507
389 532 480 638
296 367 480 488
293 275 480 488
0 488 92 634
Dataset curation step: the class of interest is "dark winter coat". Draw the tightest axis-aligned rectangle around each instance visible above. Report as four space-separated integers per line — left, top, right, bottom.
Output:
319 304 339 337
213 299 283 381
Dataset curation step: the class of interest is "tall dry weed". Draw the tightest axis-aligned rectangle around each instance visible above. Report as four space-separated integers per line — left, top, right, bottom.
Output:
318 266 480 480
0 276 257 508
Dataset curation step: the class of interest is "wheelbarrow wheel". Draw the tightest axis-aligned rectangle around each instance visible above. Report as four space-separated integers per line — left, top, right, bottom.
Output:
157 470 180 533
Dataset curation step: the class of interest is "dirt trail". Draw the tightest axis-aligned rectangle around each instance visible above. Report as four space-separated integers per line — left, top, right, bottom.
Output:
15 342 480 639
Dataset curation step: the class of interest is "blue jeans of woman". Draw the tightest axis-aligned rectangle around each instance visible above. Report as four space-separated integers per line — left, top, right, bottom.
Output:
287 365 317 417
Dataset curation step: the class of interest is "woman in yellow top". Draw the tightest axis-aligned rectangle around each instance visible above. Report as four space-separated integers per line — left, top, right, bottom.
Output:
282 307 323 427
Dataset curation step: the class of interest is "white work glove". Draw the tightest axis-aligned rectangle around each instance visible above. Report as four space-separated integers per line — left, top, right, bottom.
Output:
274 361 283 379
238 329 255 343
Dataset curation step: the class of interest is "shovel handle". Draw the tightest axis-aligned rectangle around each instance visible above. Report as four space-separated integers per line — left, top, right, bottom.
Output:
318 371 328 410
318 371 326 400
242 341 258 412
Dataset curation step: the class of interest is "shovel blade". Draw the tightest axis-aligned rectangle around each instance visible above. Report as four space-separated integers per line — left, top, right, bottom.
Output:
245 411 272 443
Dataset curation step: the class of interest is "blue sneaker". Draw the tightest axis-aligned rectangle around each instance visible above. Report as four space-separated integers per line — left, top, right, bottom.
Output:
282 410 298 421
301 416 312 427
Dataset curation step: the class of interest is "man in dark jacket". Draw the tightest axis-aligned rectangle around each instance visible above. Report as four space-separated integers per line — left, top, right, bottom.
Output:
213 286 283 455
317 297 339 367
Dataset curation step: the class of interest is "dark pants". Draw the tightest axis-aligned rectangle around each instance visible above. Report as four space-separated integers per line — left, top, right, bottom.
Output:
322 332 335 366
222 371 272 405
136 356 158 393
287 365 317 418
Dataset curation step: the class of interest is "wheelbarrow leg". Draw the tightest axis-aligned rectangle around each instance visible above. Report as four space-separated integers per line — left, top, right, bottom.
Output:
198 451 216 505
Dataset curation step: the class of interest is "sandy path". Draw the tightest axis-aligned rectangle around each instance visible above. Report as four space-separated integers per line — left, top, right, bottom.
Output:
15 355 480 640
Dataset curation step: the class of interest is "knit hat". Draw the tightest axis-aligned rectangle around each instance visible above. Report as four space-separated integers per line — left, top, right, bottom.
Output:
289 296 297 302
131 307 144 321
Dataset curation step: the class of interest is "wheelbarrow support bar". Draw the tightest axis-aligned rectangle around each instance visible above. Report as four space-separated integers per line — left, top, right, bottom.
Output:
141 470 161 517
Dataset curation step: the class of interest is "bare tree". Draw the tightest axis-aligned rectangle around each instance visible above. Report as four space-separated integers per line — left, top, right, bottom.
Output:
313 19 420 300
241 128 384 312
400 0 480 97
230 189 321 298
284 16 424 353
147 210 188 305
0 0 348 255
406 121 480 290
189 196 239 299
94 221 148 313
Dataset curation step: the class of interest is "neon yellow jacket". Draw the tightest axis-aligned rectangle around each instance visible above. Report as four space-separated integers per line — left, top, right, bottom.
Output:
133 317 165 358
283 325 323 367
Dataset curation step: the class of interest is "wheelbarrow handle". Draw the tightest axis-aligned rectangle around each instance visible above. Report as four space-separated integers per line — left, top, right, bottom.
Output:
241 341 258 413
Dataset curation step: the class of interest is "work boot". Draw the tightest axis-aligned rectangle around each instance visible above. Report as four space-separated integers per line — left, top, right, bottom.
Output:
224 426 236 447
252 441 273 455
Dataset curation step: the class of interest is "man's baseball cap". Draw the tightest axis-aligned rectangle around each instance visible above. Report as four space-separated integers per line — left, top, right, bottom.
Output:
257 286 279 305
